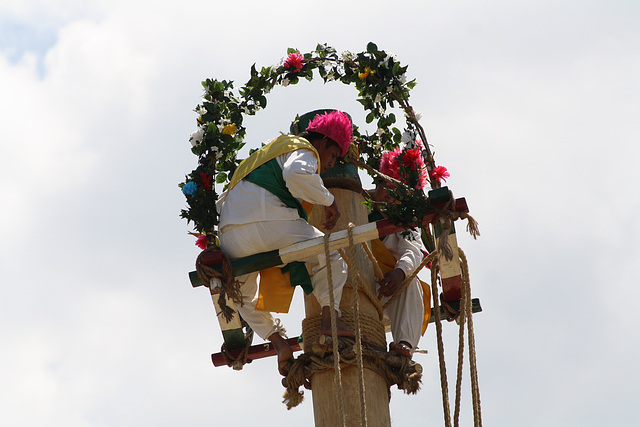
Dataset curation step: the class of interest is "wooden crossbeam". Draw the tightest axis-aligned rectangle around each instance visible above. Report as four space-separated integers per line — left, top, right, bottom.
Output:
189 196 467 287
210 298 482 367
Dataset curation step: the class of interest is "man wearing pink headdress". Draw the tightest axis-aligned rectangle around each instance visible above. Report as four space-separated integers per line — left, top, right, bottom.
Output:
368 145 432 358
216 110 356 375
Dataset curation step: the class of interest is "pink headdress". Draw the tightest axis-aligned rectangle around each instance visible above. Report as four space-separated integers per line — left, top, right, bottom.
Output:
380 146 429 189
305 111 353 156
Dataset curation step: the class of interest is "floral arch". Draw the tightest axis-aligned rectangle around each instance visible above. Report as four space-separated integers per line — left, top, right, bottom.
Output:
180 42 446 238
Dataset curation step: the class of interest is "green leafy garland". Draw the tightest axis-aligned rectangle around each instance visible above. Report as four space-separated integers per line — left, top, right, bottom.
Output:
180 42 437 236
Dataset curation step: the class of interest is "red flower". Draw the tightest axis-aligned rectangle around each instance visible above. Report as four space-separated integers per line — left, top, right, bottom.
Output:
284 52 304 72
430 165 450 184
200 173 212 190
401 148 422 171
195 235 207 250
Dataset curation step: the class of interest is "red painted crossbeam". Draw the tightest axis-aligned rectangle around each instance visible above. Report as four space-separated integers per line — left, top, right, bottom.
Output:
211 337 303 367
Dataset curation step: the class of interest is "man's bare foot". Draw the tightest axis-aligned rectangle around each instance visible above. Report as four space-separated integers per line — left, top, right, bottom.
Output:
318 306 369 342
390 341 412 358
269 332 293 376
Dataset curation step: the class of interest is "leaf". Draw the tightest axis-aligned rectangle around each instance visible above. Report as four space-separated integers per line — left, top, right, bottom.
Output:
216 172 227 184
367 42 378 54
366 112 375 124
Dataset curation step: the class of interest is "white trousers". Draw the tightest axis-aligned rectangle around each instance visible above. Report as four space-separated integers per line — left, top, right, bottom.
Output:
379 277 424 349
219 218 347 340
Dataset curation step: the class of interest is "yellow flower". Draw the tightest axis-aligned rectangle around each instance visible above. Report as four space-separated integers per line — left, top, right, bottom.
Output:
358 67 370 80
222 123 237 135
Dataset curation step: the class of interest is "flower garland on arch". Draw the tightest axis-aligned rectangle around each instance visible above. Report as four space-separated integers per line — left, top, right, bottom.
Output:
180 42 449 238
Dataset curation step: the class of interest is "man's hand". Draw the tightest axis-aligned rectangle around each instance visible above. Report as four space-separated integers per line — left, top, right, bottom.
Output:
323 201 340 230
377 268 406 298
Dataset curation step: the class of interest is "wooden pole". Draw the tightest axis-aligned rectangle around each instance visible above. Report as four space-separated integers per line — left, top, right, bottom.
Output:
305 163 391 427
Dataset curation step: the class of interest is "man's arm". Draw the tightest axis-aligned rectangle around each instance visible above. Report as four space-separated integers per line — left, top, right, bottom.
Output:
377 228 424 297
282 150 338 227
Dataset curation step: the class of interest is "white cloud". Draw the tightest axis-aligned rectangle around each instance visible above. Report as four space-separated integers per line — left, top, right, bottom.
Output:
1 1 640 426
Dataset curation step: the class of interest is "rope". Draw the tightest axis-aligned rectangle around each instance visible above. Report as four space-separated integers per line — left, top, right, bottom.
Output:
361 242 384 280
195 244 241 322
432 259 453 427
282 333 424 409
453 273 466 427
460 248 482 426
323 233 347 427
432 247 483 427
302 311 386 352
219 328 254 370
347 223 368 427
382 250 438 311
338 249 384 321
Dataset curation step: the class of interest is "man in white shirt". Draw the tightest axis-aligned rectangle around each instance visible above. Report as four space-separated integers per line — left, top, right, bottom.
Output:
217 110 356 374
368 145 432 358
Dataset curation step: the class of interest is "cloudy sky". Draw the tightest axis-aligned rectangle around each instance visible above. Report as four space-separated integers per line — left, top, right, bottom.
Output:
1 1 639 426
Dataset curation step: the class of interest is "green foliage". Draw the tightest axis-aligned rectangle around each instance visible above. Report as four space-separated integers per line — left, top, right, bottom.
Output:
181 42 426 235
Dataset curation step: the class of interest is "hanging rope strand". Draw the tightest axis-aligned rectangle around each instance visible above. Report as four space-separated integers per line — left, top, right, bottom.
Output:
460 248 482 426
361 242 384 280
323 233 347 427
347 224 368 427
338 249 384 321
383 251 437 310
432 259 452 427
453 269 467 427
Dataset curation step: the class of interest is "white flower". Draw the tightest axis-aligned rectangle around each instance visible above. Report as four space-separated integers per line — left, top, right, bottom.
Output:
404 109 423 122
340 51 355 61
374 142 382 150
189 128 205 147
376 128 385 136
374 94 382 103
196 106 207 116
401 130 414 144
282 78 290 87
398 74 407 84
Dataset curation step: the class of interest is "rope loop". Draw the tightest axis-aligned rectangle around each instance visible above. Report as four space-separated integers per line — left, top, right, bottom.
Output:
195 243 242 322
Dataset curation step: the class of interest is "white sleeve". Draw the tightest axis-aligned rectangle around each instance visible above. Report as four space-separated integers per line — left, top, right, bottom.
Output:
279 149 335 206
383 228 424 276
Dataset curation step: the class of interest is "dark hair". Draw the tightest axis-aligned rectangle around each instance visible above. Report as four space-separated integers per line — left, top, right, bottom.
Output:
298 130 340 152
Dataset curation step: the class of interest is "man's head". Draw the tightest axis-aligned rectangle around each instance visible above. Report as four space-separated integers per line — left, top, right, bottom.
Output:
292 109 353 173
298 131 342 173
304 110 352 157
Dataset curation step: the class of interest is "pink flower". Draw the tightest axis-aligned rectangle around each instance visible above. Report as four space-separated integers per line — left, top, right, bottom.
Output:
284 52 304 72
195 235 207 250
380 147 428 189
430 165 450 184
